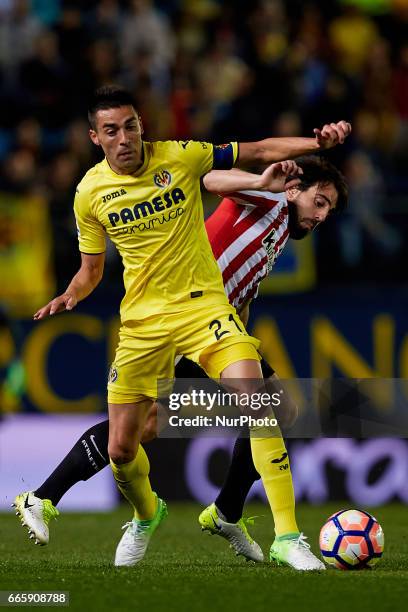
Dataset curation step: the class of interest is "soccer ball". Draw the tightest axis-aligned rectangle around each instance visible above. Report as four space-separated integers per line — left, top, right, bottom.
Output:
319 509 384 570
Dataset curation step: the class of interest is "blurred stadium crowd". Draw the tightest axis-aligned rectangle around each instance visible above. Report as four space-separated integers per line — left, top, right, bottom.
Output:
0 0 407 306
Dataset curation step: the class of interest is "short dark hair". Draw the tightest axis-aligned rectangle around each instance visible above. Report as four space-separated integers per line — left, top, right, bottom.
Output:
87 85 137 129
288 156 348 213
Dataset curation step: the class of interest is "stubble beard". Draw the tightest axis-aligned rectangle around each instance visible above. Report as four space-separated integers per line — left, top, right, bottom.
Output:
287 202 310 240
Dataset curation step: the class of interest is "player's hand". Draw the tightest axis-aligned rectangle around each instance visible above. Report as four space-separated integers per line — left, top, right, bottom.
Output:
33 292 77 320
314 120 352 149
259 160 303 192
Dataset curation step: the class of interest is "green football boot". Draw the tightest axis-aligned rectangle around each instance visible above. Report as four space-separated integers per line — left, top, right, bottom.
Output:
199 503 264 562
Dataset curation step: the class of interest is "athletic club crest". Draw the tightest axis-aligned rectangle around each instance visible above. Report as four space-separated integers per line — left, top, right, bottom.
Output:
154 170 172 188
262 228 278 271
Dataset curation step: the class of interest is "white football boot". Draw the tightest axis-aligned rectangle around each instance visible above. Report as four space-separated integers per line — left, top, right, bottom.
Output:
270 532 326 570
114 495 168 567
199 503 264 562
13 491 59 546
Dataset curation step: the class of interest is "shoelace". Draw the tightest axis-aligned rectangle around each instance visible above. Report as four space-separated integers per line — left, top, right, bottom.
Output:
121 520 151 536
292 533 318 559
238 516 262 543
42 500 59 523
294 533 311 549
121 521 132 531
243 515 262 527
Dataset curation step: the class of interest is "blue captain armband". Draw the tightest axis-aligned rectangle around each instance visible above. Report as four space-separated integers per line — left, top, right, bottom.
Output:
212 143 235 170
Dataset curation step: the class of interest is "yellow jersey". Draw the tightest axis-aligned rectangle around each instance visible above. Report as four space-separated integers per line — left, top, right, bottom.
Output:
74 139 238 322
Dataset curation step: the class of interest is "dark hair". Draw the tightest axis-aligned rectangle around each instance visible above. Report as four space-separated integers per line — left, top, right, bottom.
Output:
87 85 137 129
288 156 348 213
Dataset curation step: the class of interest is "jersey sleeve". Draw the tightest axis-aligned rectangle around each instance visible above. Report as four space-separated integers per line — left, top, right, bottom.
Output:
226 190 287 208
73 186 106 254
174 140 238 176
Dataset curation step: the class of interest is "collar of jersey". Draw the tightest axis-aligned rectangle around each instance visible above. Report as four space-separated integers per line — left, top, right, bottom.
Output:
101 141 150 180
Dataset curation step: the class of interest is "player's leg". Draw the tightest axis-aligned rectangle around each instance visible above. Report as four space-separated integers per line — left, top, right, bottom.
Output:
218 357 300 536
172 357 263 560
175 305 266 560
218 356 324 570
192 307 323 570
14 401 158 554
108 398 167 567
198 429 264 562
108 400 156 519
13 419 110 545
169 333 262 560
13 356 189 547
13 399 164 546
211 429 259 523
212 359 276 523
107 322 173 566
36 419 110 505
201 362 299 559
186 310 299 541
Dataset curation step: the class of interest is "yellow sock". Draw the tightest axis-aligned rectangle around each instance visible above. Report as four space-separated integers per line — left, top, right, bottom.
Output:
110 445 156 520
250 433 299 537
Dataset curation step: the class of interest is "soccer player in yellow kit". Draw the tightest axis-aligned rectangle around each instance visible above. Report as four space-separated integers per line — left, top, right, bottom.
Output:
34 86 351 567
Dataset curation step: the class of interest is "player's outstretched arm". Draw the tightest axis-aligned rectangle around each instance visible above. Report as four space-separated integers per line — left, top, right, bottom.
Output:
203 160 302 195
33 253 105 320
237 120 351 164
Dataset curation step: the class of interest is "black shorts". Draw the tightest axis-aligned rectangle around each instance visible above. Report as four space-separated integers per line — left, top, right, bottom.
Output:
174 355 275 379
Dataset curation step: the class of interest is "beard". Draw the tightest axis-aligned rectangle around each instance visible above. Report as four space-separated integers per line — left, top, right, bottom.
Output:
287 202 310 240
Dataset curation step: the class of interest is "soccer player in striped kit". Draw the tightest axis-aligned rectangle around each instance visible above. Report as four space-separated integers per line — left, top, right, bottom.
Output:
14 155 347 570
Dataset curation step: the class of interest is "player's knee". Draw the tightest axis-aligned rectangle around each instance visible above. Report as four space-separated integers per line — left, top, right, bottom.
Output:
108 441 137 465
224 379 265 401
274 398 299 430
221 359 262 382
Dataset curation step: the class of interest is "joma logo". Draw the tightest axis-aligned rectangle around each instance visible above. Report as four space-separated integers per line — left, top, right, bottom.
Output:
102 188 127 203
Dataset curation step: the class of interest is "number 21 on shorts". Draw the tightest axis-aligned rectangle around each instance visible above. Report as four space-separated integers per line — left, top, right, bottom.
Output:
209 313 244 341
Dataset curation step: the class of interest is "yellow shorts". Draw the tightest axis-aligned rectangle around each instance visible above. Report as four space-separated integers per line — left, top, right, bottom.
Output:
107 298 260 404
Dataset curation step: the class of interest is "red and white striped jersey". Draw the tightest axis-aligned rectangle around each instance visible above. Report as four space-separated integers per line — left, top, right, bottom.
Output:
205 190 289 309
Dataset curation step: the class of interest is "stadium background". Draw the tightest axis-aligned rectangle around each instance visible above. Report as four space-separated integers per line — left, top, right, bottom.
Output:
0 0 407 511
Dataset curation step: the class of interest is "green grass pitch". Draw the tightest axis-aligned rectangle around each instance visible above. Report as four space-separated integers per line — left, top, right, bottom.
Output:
0 503 406 612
